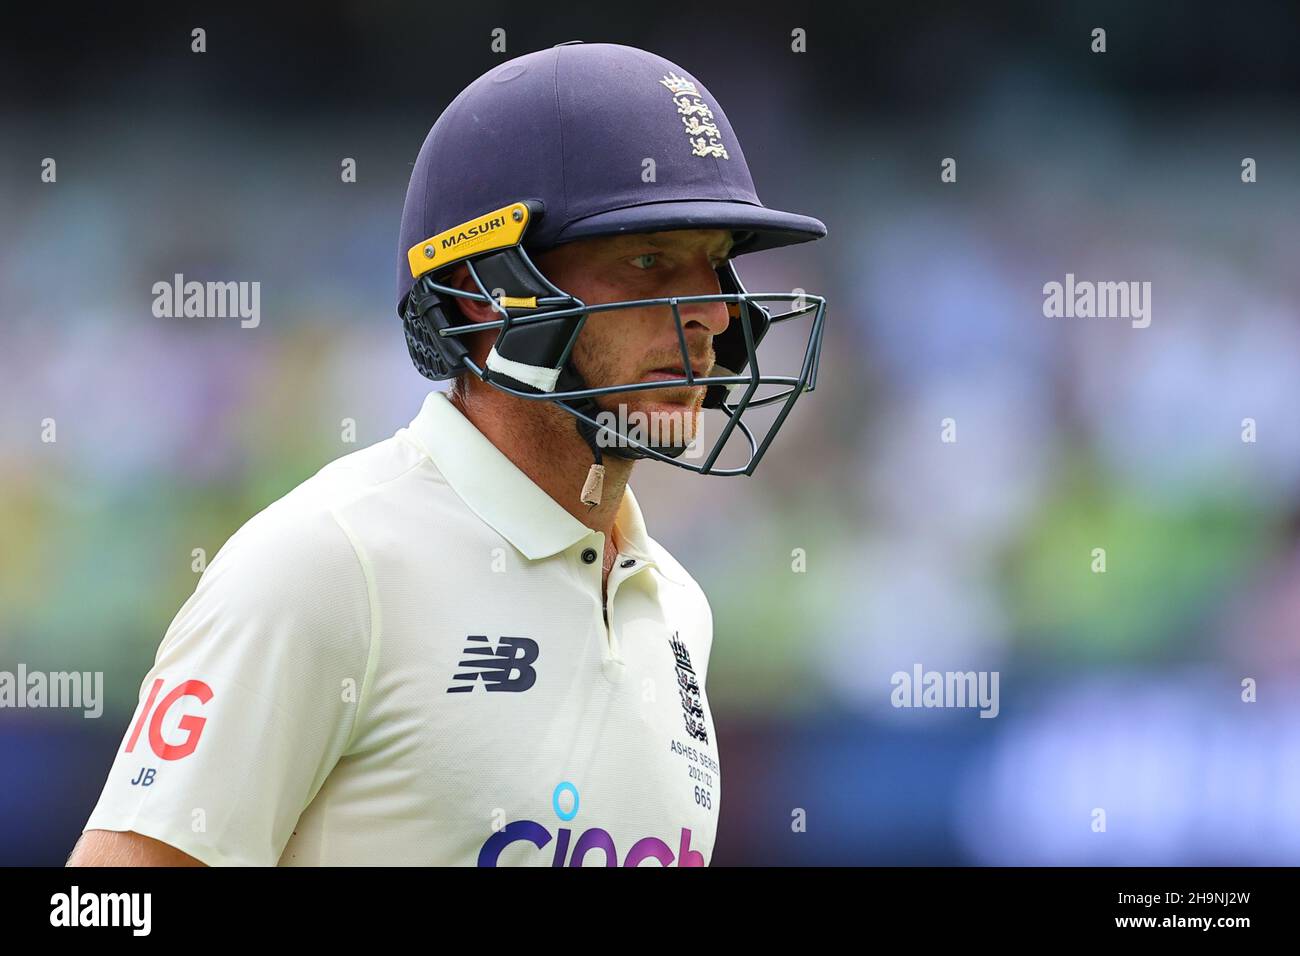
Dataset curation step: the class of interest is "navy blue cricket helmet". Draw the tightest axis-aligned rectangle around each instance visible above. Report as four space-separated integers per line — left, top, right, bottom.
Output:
396 41 827 483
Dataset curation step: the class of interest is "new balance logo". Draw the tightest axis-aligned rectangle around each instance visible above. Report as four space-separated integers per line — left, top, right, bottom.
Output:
447 635 540 693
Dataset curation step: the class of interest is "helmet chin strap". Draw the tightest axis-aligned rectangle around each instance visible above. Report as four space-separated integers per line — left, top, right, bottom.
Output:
553 363 692 508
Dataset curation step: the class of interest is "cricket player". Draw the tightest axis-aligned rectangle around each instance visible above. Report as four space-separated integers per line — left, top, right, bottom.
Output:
69 41 826 866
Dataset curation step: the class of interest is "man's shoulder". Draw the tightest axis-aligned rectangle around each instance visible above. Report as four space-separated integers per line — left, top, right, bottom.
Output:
278 431 433 517
211 432 435 580
155 441 429 667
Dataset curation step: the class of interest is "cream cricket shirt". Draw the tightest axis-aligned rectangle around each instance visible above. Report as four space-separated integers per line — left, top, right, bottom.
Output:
84 391 720 866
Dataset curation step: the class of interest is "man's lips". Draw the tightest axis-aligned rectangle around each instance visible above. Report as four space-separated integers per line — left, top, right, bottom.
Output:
639 364 709 382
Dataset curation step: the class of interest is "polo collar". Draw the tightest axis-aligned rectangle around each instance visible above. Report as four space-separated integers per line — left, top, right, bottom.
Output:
402 391 667 573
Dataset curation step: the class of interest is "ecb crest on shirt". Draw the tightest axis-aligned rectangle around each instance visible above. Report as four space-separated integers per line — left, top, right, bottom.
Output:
669 632 708 743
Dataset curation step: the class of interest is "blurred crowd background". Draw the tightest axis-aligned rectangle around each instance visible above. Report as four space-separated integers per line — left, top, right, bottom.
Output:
3 2 1299 864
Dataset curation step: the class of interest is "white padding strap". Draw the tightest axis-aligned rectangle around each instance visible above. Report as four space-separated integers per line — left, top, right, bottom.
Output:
710 366 750 405
486 345 561 393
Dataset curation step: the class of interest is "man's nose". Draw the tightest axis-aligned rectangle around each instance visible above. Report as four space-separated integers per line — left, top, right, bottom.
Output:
674 260 731 336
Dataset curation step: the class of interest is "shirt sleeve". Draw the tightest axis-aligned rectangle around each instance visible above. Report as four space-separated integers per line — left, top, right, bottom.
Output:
82 501 375 866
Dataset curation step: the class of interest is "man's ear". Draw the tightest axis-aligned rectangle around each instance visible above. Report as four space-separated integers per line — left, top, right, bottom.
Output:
443 263 501 324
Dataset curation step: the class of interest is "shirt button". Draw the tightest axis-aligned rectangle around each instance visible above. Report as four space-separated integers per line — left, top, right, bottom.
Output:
620 559 636 569
581 548 598 564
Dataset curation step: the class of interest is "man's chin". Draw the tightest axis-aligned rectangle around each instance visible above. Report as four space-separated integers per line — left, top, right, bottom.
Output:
593 392 703 451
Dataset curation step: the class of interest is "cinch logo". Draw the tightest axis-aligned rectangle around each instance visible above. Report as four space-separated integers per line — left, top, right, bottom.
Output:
124 677 213 760
446 635 539 693
478 782 706 867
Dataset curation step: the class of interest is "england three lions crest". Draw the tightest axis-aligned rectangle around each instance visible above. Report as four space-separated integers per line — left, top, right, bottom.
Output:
659 72 730 160
669 632 709 743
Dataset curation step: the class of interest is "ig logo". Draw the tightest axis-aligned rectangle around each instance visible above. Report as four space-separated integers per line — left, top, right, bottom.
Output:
124 677 214 784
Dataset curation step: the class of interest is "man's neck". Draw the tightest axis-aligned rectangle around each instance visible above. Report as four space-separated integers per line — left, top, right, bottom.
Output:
449 386 634 542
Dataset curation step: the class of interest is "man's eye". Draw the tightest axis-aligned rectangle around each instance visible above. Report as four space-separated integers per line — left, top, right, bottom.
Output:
631 253 659 270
